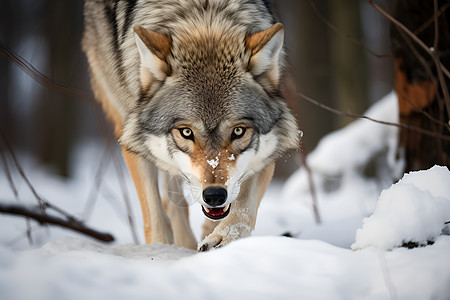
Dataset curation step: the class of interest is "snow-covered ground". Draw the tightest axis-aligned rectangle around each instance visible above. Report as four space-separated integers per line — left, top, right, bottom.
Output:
1 92 449 300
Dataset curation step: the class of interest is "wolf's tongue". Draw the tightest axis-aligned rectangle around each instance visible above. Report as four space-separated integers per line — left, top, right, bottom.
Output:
208 207 225 216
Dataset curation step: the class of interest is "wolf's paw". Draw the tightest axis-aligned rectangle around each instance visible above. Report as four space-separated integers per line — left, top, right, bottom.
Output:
197 223 252 252
197 233 223 252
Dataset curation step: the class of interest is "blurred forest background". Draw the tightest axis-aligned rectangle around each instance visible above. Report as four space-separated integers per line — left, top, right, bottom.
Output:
0 0 393 179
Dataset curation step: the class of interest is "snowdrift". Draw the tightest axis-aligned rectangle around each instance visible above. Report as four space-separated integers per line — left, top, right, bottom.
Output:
1 235 450 300
353 165 450 250
1 91 449 299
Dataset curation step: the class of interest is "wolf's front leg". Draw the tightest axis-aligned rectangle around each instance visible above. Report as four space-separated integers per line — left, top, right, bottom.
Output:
198 163 275 251
122 150 174 244
161 171 197 250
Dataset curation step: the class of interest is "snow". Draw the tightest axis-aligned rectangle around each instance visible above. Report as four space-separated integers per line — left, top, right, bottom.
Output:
1 236 450 300
1 91 450 299
352 166 450 250
206 156 219 169
294 91 401 177
281 92 402 247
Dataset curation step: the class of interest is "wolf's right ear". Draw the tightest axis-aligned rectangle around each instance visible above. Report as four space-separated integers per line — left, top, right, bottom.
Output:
134 25 171 82
245 23 284 90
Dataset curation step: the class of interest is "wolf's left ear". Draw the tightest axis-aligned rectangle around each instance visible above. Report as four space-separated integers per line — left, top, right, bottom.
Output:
246 23 284 89
134 25 171 82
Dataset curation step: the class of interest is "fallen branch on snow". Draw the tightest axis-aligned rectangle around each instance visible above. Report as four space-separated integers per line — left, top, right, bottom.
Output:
0 202 114 243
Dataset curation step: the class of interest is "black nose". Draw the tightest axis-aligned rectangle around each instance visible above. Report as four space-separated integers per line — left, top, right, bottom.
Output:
202 187 227 207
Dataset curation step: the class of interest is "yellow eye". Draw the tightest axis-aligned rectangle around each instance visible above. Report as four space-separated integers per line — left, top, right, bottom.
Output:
182 128 192 136
234 127 243 136
232 127 246 140
179 128 194 140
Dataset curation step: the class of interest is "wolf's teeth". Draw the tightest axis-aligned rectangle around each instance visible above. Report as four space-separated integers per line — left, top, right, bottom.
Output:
204 206 210 213
223 203 230 212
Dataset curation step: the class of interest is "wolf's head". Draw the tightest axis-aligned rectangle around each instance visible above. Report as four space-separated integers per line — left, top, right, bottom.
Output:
121 22 299 220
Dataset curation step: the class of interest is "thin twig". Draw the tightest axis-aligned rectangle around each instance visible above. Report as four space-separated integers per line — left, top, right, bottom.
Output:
0 128 46 213
366 0 450 79
0 130 114 243
299 144 321 224
308 0 390 59
396 29 450 132
43 202 80 223
1 41 140 243
366 0 450 120
432 0 450 122
94 106 139 244
433 11 450 128
414 2 450 35
83 144 110 220
298 91 450 141
110 145 139 244
25 218 34 245
309 0 450 133
0 148 34 244
0 202 114 242
433 0 440 54
1 42 139 243
7 223 41 247
0 150 19 200
432 0 446 158
0 42 95 103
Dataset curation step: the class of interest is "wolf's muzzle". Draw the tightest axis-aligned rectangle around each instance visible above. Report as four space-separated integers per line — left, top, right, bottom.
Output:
202 187 227 207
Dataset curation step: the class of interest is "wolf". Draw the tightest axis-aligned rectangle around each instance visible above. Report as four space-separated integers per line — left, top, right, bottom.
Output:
82 0 299 251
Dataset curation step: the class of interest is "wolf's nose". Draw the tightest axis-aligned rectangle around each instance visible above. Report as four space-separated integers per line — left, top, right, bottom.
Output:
203 187 227 207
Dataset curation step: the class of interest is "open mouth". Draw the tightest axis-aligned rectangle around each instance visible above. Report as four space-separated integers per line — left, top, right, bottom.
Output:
202 203 231 220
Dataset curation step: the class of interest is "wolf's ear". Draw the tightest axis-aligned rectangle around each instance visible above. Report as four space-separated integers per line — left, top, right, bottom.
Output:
246 23 284 89
134 25 171 82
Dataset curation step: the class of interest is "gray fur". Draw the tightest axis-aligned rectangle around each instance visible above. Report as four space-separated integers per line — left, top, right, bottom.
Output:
83 0 300 250
83 0 299 171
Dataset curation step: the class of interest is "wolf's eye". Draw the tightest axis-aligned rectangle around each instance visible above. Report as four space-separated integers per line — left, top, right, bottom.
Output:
179 128 194 141
231 127 246 140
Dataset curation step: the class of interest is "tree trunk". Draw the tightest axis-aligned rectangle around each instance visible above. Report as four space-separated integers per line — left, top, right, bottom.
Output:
330 0 368 128
32 1 81 177
392 0 450 171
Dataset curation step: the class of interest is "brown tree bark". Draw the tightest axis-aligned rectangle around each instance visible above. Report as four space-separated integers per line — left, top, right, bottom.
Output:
392 0 450 171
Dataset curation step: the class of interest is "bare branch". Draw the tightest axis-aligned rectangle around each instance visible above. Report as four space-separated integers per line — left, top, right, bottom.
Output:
432 0 450 122
366 0 450 79
0 150 18 200
0 42 95 103
1 147 36 244
1 128 116 244
0 128 46 213
1 42 140 244
396 29 450 132
83 144 110 219
308 0 390 59
433 0 440 54
298 91 450 141
0 202 114 243
110 144 139 244
93 106 140 244
414 2 450 35
366 0 450 121
299 144 321 224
